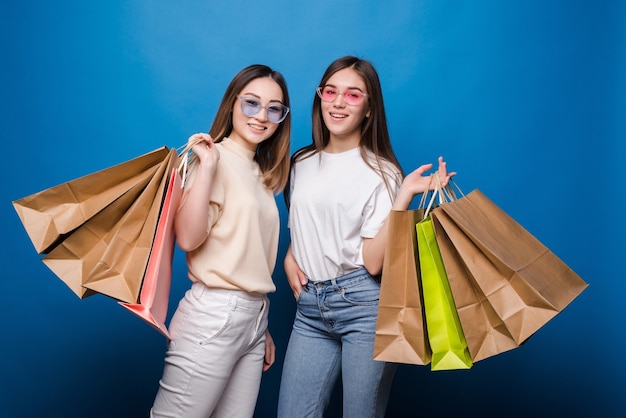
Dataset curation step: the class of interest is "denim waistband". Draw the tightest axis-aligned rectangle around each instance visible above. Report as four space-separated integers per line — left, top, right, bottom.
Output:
306 267 373 290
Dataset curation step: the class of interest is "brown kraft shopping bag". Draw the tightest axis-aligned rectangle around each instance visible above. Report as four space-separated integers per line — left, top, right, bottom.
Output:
431 209 519 362
430 189 588 349
41 165 159 299
13 147 169 254
374 209 431 365
82 149 180 303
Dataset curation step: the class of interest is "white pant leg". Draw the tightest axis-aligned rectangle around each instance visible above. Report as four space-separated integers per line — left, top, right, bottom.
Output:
212 296 268 418
151 283 269 418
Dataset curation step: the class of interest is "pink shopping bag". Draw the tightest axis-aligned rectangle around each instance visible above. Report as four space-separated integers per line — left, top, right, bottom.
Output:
119 166 182 338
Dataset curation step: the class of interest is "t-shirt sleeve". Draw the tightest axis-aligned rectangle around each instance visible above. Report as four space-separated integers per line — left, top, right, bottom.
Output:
360 161 403 238
360 180 394 238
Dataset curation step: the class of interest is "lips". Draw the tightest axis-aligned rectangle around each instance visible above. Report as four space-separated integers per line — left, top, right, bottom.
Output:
248 123 267 131
329 112 348 119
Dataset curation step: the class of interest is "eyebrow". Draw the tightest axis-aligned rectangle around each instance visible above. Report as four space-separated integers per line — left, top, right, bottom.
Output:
240 92 284 104
323 83 366 92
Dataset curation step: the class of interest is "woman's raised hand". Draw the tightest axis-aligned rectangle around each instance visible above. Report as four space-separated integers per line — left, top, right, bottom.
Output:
189 133 220 171
392 156 456 210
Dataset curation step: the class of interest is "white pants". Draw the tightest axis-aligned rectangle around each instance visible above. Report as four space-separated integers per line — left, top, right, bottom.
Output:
151 282 269 418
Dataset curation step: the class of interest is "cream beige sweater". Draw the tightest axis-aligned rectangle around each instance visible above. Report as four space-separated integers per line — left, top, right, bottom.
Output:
183 138 279 294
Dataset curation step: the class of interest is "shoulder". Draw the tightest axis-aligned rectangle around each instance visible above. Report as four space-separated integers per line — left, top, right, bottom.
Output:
292 147 318 164
362 149 402 185
291 149 319 173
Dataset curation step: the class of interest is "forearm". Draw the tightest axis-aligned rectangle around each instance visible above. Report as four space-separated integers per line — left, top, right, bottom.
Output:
284 244 307 299
392 182 420 211
362 220 390 276
363 183 421 275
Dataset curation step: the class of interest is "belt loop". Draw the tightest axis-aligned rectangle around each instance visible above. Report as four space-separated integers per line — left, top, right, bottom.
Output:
230 294 237 311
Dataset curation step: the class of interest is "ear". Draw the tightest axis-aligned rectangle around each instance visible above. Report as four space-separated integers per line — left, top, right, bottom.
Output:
366 110 371 118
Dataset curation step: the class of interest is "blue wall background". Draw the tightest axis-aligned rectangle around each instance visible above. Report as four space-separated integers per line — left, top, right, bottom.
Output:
2 1 624 417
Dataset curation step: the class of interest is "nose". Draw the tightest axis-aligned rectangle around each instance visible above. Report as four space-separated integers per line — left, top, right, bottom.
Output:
332 92 346 106
254 106 268 121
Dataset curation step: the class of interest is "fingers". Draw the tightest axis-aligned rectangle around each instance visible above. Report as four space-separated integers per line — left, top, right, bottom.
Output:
437 157 448 183
408 163 433 177
436 156 456 185
409 158 454 180
288 276 304 300
263 331 276 371
437 156 447 175
188 133 214 149
298 270 308 286
264 349 275 371
285 247 307 299
188 133 220 166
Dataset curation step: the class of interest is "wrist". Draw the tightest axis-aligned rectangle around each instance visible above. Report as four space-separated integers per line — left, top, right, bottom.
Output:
392 188 413 210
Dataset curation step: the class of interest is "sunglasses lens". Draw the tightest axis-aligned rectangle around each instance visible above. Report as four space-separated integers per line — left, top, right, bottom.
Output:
241 98 261 117
267 105 287 123
318 87 365 105
343 89 364 105
319 87 337 102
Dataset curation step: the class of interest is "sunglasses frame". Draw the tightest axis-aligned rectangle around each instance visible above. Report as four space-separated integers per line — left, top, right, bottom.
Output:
237 95 290 123
316 86 369 106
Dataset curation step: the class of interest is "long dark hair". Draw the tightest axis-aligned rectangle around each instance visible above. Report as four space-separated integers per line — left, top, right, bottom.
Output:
207 64 291 193
285 56 403 207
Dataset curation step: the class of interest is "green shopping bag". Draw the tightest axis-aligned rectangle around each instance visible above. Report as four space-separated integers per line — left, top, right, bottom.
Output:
417 216 473 371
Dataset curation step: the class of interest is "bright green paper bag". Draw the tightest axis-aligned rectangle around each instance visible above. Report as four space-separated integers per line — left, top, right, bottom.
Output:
417 216 473 371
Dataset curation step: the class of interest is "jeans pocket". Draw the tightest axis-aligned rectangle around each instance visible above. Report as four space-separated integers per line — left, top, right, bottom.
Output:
198 307 231 345
341 277 380 306
191 281 206 299
295 285 307 302
171 288 233 347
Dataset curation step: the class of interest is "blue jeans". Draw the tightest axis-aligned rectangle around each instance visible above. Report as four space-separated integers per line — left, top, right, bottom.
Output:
277 268 396 418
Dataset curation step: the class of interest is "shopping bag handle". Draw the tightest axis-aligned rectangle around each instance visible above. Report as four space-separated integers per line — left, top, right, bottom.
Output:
423 178 440 218
445 177 464 200
423 173 465 218
417 174 444 218
175 137 207 188
417 174 435 210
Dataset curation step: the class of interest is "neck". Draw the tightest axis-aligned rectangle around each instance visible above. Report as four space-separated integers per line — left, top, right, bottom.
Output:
324 134 360 153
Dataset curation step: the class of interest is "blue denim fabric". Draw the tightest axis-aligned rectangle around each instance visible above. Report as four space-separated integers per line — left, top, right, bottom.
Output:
277 268 396 418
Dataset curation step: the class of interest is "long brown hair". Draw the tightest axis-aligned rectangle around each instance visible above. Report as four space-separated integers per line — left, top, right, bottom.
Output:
206 64 291 193
286 56 403 206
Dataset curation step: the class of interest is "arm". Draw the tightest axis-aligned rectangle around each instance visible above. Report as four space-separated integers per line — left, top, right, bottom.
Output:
362 157 455 275
174 134 220 252
284 244 308 300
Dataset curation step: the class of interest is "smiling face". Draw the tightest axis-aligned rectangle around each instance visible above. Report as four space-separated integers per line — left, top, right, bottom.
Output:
320 67 371 152
230 76 285 152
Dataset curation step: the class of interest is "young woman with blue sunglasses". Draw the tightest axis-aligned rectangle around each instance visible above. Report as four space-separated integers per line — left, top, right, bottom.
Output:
151 64 290 418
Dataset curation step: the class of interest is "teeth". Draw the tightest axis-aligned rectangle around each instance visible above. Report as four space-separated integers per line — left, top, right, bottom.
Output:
330 113 347 118
250 124 266 130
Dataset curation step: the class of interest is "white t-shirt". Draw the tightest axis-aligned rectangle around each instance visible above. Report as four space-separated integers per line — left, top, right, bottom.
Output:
288 147 401 282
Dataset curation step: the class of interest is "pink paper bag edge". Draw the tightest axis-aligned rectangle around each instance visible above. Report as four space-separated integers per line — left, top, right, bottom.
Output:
119 167 182 338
